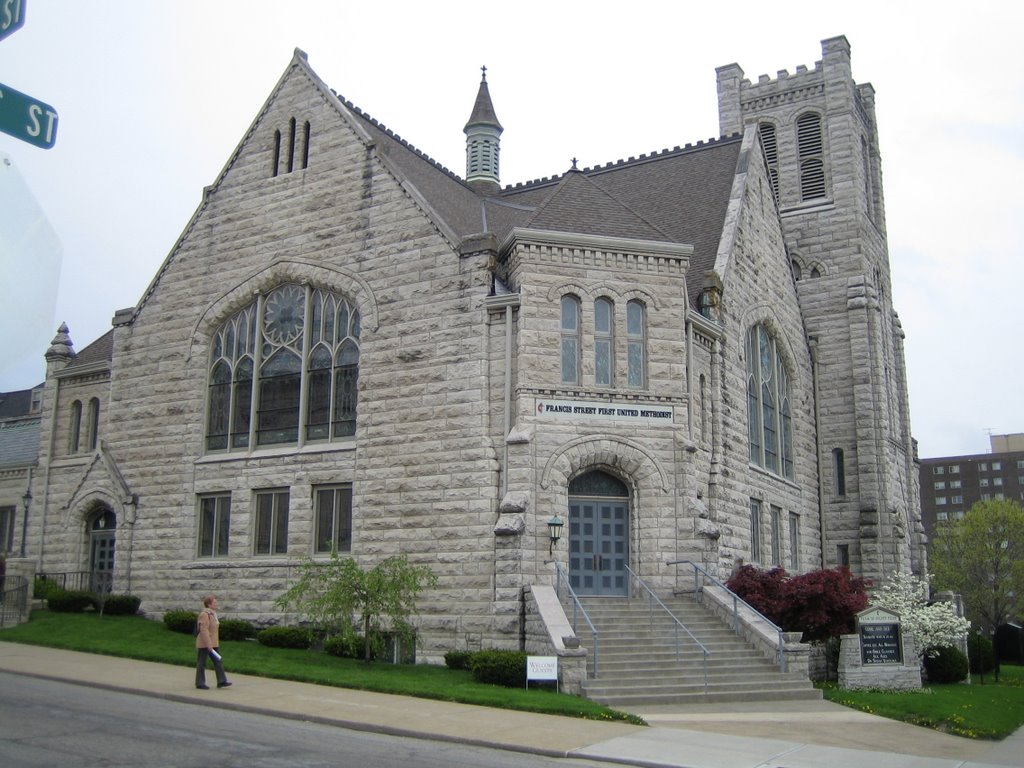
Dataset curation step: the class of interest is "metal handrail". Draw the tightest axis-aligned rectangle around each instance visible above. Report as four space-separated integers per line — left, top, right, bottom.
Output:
668 559 787 672
0 575 29 628
38 571 113 594
624 564 709 692
553 562 600 678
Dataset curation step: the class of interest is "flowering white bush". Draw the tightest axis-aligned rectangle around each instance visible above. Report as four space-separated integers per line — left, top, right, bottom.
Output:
873 571 970 659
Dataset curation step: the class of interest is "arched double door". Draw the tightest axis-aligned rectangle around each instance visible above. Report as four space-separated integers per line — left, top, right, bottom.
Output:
567 470 629 596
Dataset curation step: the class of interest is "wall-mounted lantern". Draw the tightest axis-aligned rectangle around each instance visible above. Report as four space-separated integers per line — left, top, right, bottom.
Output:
547 515 564 555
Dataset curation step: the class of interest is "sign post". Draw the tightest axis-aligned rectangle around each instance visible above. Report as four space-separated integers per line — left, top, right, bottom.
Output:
0 81 58 149
526 656 558 691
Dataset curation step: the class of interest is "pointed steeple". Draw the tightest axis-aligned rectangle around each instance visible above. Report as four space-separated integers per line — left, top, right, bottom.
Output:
464 66 503 193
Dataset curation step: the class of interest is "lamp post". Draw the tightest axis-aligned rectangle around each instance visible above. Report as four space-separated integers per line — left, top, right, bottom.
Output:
547 515 564 555
20 488 31 558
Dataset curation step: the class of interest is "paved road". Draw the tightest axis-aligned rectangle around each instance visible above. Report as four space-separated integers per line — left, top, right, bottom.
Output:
2 643 1020 768
0 672 610 768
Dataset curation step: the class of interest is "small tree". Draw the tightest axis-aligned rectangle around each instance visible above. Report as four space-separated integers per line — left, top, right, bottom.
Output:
779 567 869 642
276 553 437 662
930 499 1024 632
726 565 868 642
873 570 970 659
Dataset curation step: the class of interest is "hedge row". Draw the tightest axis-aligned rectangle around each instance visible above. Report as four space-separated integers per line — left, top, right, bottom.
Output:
44 588 141 615
443 649 530 687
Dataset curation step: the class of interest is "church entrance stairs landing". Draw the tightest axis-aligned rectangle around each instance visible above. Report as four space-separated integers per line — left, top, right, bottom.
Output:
574 595 821 707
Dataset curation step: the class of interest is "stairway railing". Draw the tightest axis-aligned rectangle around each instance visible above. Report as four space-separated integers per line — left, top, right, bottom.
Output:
625 564 709 692
553 562 600 678
668 559 787 672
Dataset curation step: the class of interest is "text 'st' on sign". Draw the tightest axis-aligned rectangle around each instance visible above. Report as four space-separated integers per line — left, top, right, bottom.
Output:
0 81 58 149
0 0 25 43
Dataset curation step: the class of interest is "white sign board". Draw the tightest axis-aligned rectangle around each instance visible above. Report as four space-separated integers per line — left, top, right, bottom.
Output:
526 655 558 681
536 399 673 424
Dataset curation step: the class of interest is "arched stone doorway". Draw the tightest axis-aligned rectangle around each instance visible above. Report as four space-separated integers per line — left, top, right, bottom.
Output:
567 469 630 596
88 507 116 593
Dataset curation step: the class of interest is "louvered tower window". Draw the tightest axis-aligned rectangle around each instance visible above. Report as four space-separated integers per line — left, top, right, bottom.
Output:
758 122 780 204
796 112 826 201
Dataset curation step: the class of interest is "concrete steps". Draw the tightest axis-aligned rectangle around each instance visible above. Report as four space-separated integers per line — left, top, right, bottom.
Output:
573 594 821 707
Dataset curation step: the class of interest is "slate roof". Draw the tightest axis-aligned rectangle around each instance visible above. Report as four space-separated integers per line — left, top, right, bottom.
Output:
0 389 33 420
60 329 114 373
338 72 742 306
0 420 39 468
0 388 40 469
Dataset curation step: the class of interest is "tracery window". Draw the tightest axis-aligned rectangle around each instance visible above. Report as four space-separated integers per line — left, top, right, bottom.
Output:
746 324 794 479
206 284 360 451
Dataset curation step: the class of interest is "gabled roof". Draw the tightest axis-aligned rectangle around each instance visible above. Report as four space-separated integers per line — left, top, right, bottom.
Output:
342 74 743 303
119 52 747 345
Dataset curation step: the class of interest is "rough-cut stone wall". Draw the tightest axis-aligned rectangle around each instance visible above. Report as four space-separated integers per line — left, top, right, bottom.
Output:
716 36 922 583
706 127 821 580
32 60 504 658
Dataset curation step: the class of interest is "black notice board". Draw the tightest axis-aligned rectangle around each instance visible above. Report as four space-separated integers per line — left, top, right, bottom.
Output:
861 622 903 664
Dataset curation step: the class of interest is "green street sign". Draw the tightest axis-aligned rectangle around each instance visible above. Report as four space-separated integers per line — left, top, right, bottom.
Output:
0 81 57 149
0 0 25 42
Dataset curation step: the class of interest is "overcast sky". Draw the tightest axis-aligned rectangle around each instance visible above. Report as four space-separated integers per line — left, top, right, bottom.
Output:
1 1 1021 459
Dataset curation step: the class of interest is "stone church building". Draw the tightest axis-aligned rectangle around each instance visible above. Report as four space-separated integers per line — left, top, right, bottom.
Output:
10 36 925 661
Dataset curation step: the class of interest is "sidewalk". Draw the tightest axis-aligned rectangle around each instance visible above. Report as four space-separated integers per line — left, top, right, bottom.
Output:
0 642 1020 768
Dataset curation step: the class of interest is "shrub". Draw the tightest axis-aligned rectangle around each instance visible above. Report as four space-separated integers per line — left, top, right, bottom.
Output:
923 645 969 684
470 649 527 688
34 576 63 600
163 609 199 634
444 650 474 671
97 594 141 615
46 589 95 613
726 565 789 622
967 632 996 675
726 564 869 642
219 618 256 641
324 633 363 658
779 567 868 642
257 626 313 649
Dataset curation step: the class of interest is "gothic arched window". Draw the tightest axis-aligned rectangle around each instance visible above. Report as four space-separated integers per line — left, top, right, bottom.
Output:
206 284 360 451
594 297 614 387
746 324 794 479
626 300 647 389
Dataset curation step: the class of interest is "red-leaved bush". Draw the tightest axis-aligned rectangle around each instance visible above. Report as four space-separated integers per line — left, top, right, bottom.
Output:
726 565 869 642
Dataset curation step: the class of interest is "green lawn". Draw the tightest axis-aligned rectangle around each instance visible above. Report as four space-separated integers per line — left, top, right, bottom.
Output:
6 611 1023 739
819 664 1024 740
0 610 643 724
